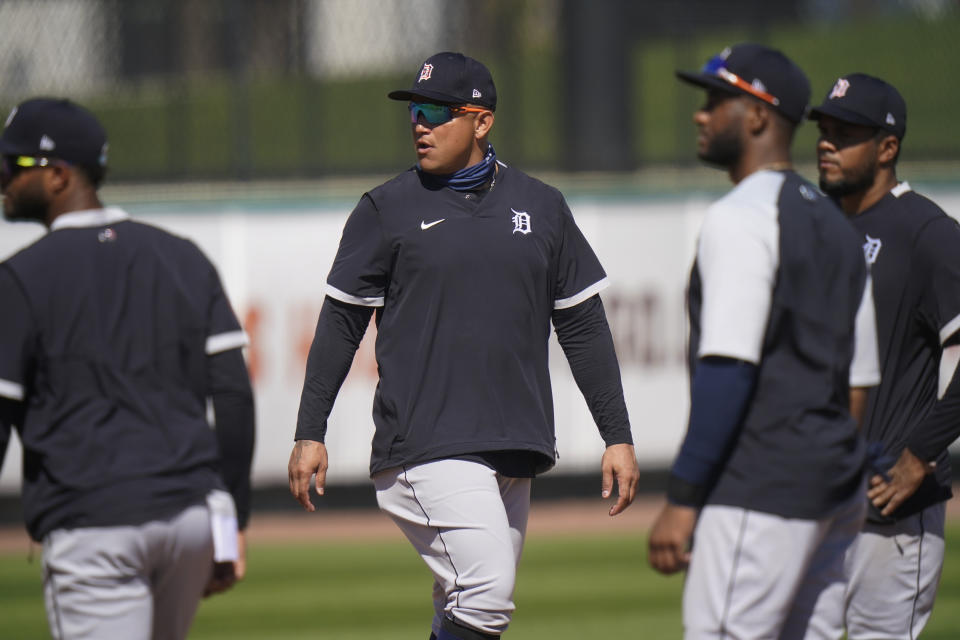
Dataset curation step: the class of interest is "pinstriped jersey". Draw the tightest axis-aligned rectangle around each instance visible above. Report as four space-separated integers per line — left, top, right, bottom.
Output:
688 170 878 519
325 164 608 475
0 208 247 539
852 183 960 522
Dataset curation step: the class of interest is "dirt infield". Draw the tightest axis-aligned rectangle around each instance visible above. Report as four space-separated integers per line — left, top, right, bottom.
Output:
244 496 663 545
0 496 663 554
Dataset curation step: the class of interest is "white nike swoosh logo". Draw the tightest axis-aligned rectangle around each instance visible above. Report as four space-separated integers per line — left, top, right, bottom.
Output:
420 219 445 230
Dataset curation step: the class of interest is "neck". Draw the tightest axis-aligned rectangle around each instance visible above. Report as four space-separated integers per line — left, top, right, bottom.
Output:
418 144 497 192
840 169 898 215
731 148 792 184
464 138 488 170
46 193 104 228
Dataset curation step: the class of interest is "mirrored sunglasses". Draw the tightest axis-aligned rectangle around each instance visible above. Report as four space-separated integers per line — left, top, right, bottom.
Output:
0 155 65 188
408 102 487 125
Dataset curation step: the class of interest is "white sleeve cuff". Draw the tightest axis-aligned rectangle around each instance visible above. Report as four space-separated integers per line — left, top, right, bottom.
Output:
0 378 25 401
325 284 384 308
554 277 610 310
939 312 960 346
206 330 249 355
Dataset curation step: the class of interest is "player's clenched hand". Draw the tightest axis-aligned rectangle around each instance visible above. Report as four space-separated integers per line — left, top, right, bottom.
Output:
288 439 328 512
203 561 236 597
868 447 934 517
601 443 640 516
203 531 246 598
648 503 697 575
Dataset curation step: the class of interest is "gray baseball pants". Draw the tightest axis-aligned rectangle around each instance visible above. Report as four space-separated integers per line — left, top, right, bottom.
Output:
374 459 531 638
42 502 214 640
683 486 866 640
839 501 945 639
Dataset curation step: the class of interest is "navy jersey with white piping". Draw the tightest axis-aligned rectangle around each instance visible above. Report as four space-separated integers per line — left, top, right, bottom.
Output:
687 170 879 519
851 183 960 522
321 163 612 475
0 208 249 540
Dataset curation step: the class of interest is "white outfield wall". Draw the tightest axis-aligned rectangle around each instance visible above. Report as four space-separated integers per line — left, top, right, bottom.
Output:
2 184 959 492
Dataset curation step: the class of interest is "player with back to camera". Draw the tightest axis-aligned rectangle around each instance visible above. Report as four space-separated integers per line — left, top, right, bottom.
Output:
0 98 256 640
810 72 960 639
287 51 640 640
646 44 881 639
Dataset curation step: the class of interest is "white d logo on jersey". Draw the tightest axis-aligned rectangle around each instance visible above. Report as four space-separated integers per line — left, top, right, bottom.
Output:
511 208 531 235
863 234 882 265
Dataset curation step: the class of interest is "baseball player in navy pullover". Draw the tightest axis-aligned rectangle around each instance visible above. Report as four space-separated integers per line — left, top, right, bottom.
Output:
0 98 255 640
811 73 960 639
288 52 639 640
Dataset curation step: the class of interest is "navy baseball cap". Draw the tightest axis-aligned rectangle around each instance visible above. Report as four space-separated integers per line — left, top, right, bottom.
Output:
809 73 906 139
0 98 108 178
676 43 811 124
388 52 497 111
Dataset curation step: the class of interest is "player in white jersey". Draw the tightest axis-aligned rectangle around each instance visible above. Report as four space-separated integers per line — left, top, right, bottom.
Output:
648 44 880 639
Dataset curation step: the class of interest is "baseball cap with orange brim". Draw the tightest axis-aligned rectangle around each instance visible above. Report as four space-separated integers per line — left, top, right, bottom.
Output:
676 43 811 124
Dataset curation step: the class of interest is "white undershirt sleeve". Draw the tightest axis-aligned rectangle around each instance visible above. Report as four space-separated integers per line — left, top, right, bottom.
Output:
850 274 881 387
696 195 779 365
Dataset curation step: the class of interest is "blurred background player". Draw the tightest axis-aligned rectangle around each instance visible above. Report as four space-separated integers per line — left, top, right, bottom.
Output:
810 73 960 639
0 98 256 640
647 44 880 638
287 51 639 640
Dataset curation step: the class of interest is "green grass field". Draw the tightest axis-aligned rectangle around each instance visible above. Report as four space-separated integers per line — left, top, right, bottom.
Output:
2 526 959 639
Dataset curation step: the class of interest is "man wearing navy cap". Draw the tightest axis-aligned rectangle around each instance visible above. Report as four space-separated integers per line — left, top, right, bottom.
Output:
0 98 255 639
287 52 639 640
647 44 881 638
811 73 960 639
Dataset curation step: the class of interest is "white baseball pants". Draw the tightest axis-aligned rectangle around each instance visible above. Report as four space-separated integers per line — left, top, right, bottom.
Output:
683 488 866 640
839 501 946 639
374 459 531 637
42 503 214 640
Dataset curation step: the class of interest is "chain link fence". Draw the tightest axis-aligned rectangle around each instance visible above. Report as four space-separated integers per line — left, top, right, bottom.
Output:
0 0 956 181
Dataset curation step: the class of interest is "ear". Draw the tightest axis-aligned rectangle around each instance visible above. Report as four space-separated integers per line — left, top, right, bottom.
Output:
474 110 494 139
745 101 770 136
45 164 72 196
877 134 899 165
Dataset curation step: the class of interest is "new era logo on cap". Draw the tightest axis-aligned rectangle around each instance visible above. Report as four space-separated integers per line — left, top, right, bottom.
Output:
388 52 497 111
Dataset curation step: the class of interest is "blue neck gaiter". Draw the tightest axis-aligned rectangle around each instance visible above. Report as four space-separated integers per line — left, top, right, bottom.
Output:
418 144 497 192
